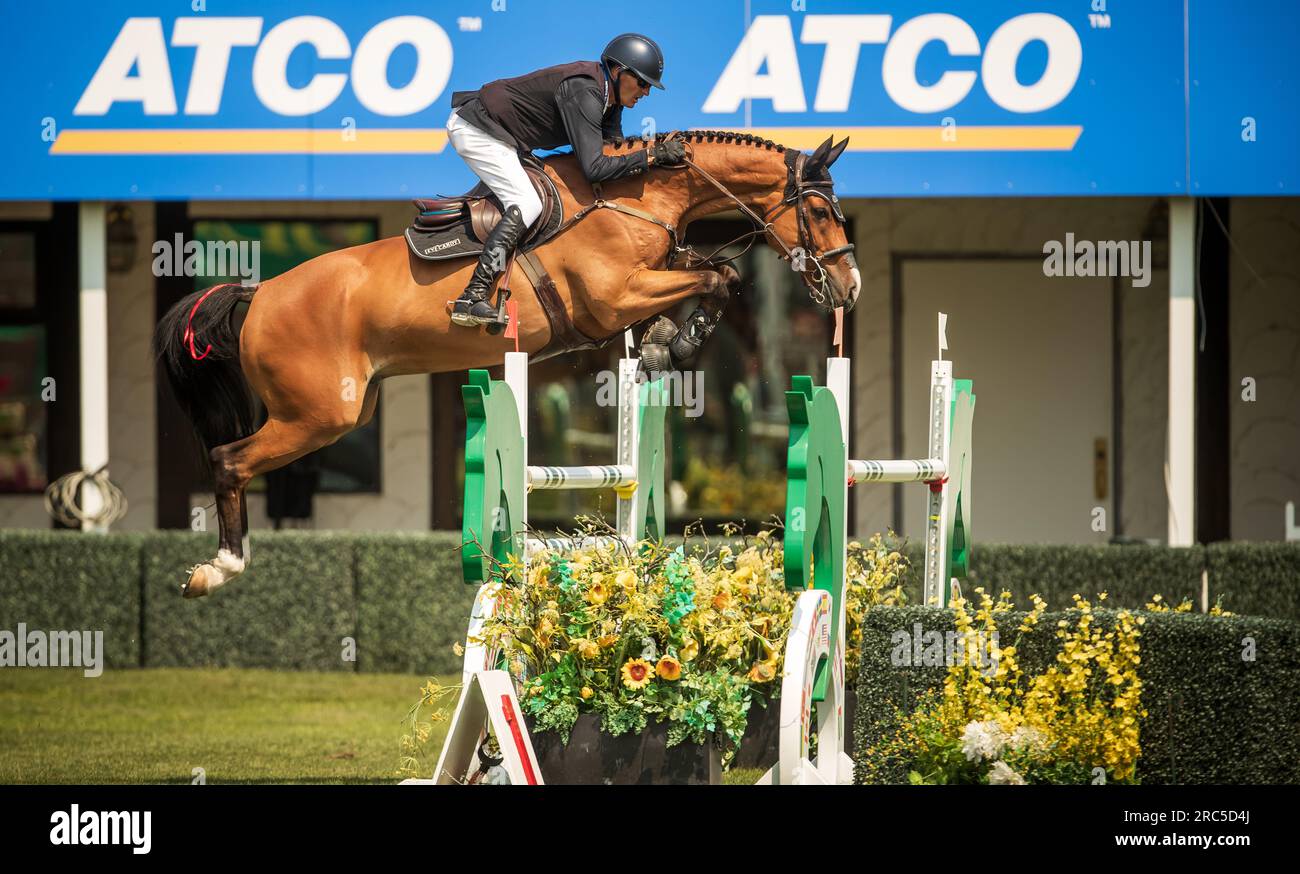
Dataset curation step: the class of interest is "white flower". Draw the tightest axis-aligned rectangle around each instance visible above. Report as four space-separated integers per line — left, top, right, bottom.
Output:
960 720 1006 763
640 637 658 661
987 760 1026 785
1008 725 1047 756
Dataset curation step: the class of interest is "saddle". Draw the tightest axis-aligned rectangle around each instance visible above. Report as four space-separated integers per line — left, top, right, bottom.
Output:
405 154 564 261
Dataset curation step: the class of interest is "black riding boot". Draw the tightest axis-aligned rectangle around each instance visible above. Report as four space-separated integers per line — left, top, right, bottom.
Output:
451 205 528 327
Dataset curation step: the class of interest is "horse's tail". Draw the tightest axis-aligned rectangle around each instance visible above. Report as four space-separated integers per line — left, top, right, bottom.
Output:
153 283 259 472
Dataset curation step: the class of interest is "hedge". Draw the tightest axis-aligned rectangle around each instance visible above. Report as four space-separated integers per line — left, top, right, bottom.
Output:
142 531 357 671
896 541 1300 622
1205 542 1300 619
354 534 477 675
1 532 1296 675
0 530 474 675
854 605 1300 784
0 530 143 669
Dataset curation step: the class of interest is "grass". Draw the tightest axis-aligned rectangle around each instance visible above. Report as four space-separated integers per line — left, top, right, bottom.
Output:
0 668 444 784
0 668 766 784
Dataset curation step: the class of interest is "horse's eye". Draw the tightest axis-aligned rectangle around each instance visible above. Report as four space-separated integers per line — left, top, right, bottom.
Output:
813 207 830 220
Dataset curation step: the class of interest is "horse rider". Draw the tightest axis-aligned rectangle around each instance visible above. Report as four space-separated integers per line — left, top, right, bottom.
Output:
446 33 687 326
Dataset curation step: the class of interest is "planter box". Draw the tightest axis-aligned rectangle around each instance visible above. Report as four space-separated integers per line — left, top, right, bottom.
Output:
734 690 858 771
526 713 721 785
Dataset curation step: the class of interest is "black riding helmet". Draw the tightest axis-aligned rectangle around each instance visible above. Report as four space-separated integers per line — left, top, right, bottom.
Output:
601 33 665 90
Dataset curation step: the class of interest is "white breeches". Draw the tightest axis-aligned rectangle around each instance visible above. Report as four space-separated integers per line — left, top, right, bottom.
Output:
446 109 544 227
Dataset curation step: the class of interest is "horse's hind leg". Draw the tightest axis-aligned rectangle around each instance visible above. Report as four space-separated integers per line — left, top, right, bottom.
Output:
183 417 350 598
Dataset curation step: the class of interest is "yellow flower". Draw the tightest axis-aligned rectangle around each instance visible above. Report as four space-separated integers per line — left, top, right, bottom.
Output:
586 581 610 605
656 656 682 681
621 658 654 690
747 660 777 683
576 639 600 660
580 686 594 700
616 568 637 596
679 638 699 662
597 634 619 649
712 591 732 611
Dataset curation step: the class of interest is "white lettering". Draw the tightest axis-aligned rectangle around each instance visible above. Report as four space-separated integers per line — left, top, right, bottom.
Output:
982 14 1082 113
171 17 263 114
252 16 350 116
882 14 980 113
74 18 177 115
801 15 891 113
703 15 806 112
351 16 452 116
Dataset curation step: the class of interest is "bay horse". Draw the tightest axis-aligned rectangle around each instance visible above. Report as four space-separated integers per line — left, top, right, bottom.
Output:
154 131 859 598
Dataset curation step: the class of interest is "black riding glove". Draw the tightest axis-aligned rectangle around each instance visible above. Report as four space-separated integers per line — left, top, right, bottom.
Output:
651 140 686 166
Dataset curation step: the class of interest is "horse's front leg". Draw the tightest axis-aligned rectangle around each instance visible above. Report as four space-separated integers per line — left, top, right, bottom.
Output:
627 263 739 373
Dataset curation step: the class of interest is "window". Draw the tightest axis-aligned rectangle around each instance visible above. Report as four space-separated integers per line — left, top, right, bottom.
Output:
191 219 381 493
0 232 37 308
0 229 46 494
0 325 47 493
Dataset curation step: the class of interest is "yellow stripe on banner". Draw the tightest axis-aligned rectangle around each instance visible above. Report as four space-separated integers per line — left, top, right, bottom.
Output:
728 126 1084 151
49 125 1080 155
50 129 450 155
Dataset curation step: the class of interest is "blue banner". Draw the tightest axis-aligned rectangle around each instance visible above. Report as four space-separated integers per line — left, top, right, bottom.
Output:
0 0 1294 199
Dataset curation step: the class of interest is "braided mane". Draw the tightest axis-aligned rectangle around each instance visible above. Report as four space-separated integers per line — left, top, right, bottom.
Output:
604 129 786 152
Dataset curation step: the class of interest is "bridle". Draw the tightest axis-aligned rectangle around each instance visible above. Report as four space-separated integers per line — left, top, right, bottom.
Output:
561 133 855 307
675 139 855 307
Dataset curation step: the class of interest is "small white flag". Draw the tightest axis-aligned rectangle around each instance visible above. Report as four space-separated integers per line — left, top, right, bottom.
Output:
938 312 949 358
624 329 634 359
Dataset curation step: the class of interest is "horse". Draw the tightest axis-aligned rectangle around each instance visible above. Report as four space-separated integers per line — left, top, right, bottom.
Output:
154 131 860 598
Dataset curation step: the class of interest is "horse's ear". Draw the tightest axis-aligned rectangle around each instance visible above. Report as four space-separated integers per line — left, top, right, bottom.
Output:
826 137 849 166
805 136 834 175
808 136 833 165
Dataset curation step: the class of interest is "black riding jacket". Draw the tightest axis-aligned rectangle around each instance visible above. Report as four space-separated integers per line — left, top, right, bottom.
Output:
451 60 648 184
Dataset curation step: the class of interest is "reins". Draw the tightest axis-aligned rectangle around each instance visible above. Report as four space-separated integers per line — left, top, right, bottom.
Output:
546 133 854 303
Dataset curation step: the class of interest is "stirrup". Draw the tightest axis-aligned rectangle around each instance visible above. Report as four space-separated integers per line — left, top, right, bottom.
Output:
449 291 512 331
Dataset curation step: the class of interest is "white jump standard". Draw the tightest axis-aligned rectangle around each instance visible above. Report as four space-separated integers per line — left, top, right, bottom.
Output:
761 317 975 785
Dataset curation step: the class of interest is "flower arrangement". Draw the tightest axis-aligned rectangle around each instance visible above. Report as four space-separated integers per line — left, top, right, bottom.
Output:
398 526 913 779
475 529 795 761
862 590 1145 785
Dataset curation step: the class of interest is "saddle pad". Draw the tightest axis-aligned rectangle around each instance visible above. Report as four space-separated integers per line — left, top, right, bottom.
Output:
405 186 565 262
405 219 486 261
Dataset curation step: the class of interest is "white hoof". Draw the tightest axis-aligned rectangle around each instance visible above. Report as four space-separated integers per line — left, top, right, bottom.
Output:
182 548 246 599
